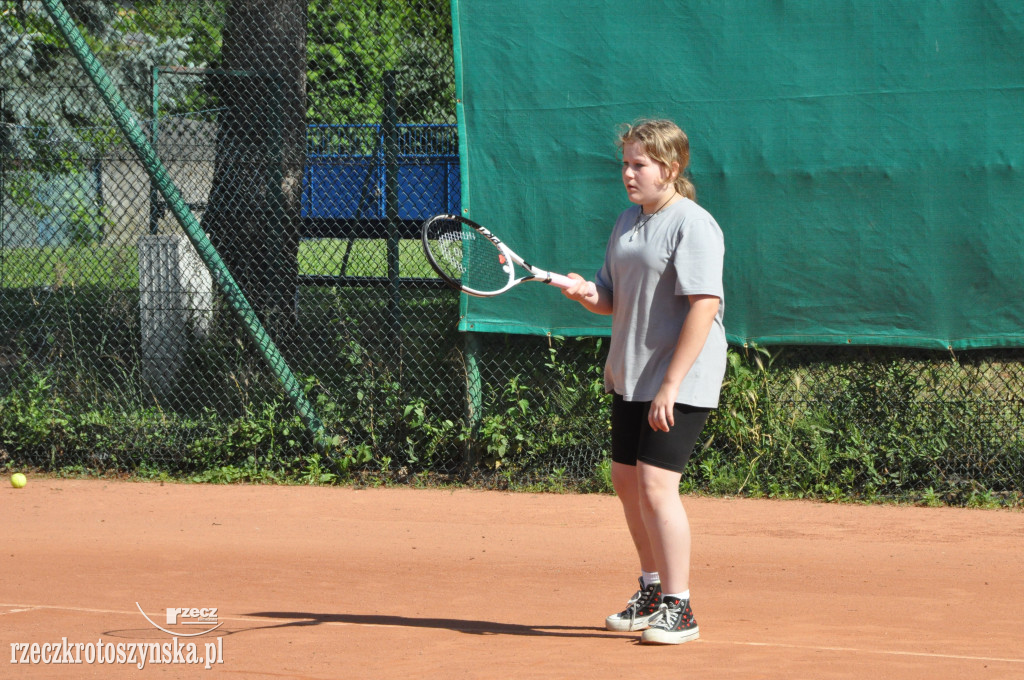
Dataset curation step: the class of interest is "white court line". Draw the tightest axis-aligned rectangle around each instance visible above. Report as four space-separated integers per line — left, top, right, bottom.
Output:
4 603 1023 665
702 639 1024 665
0 603 277 624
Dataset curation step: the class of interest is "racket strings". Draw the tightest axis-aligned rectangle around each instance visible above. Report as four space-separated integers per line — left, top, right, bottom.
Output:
425 218 512 293
434 230 467 274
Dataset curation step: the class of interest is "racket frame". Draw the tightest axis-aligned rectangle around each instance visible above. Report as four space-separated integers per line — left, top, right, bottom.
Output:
421 213 573 297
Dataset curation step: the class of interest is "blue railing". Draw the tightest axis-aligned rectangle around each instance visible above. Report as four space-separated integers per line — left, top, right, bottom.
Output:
301 123 460 227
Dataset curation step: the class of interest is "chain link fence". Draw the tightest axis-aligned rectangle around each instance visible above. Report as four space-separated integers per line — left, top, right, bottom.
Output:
1 1 1021 504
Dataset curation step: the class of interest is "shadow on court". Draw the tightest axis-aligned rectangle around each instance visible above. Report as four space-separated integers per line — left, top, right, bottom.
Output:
244 611 623 639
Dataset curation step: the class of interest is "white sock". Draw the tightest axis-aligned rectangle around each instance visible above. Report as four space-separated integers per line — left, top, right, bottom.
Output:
663 590 690 602
641 571 660 588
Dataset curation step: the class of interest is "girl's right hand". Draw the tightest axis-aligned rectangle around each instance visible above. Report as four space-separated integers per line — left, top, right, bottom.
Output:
562 273 597 303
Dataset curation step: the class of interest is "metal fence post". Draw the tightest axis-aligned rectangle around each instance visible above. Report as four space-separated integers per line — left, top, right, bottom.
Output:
383 70 402 349
0 85 6 272
148 67 161 235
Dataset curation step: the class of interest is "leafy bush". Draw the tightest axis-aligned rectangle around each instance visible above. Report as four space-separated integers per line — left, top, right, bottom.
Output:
696 346 1024 506
1 284 1021 507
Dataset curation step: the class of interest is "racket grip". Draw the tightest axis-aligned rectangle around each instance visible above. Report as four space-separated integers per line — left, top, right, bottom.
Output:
547 273 576 289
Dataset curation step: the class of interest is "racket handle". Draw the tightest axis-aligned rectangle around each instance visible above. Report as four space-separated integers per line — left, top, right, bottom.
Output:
546 273 575 289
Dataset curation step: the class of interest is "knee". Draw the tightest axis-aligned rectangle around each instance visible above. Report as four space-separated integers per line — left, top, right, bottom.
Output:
637 470 682 512
611 463 639 499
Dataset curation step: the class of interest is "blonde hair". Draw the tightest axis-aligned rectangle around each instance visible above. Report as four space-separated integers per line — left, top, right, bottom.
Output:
616 119 696 202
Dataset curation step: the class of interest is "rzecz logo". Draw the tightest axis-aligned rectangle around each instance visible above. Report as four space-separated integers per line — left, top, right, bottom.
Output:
136 603 223 637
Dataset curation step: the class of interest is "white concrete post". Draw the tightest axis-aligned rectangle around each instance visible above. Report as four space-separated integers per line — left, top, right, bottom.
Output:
138 234 213 393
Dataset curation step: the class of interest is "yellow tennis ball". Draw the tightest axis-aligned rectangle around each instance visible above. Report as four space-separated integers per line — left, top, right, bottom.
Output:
11 473 26 488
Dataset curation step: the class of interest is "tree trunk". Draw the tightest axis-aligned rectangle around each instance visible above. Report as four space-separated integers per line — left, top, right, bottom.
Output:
204 0 307 337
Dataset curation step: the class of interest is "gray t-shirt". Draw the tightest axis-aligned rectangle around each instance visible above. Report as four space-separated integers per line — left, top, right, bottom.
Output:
595 198 727 408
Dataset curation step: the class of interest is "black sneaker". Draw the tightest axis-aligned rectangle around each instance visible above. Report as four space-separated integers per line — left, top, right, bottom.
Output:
605 578 662 632
640 596 699 644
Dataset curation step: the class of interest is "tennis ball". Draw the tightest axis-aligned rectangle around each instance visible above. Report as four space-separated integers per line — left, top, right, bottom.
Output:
10 473 26 489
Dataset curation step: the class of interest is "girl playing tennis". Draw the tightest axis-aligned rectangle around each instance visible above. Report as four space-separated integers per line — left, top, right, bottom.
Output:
563 118 726 645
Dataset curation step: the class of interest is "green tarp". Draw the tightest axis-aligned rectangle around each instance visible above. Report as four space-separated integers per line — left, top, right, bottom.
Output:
451 0 1024 349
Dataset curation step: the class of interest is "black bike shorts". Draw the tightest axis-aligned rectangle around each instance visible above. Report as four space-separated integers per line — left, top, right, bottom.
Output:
610 394 710 473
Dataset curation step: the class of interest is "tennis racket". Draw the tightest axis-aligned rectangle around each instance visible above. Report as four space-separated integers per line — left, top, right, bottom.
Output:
421 214 574 297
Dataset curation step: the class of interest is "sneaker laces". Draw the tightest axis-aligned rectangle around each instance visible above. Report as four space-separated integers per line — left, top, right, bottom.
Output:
626 592 641 629
650 601 683 630
636 582 660 609
622 581 659 628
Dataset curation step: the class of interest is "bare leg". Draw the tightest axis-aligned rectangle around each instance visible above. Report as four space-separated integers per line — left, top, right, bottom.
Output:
611 461 657 572
636 461 690 594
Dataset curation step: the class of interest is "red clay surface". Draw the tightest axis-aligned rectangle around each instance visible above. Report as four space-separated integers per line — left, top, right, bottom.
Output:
2 478 1023 679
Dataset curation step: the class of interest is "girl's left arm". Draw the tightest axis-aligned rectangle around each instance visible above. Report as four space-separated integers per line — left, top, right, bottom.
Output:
647 294 720 432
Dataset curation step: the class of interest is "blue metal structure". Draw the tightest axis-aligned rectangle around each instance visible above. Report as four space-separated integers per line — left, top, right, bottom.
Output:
301 123 459 239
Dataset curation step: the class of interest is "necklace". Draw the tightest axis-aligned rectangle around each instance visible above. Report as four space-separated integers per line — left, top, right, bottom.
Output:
629 193 677 241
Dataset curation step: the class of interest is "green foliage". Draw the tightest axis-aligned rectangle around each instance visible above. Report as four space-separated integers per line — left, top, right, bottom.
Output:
696 346 1024 506
0 360 333 481
1 0 204 163
469 338 611 484
116 1 224 71
0 368 68 452
306 0 455 124
2 322 1022 506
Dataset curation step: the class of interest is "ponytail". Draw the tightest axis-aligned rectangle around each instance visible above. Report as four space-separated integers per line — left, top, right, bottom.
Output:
675 174 696 202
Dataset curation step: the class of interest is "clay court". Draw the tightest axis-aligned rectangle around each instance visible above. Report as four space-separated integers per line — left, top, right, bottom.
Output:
2 478 1023 678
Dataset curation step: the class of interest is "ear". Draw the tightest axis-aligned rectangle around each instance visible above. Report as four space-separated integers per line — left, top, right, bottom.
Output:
663 160 680 186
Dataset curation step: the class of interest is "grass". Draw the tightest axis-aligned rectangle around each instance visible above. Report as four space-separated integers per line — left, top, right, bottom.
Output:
0 238 440 289
0 244 139 289
297 238 439 279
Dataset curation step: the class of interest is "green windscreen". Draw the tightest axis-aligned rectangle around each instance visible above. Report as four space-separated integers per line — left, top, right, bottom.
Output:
451 0 1024 349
